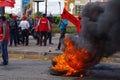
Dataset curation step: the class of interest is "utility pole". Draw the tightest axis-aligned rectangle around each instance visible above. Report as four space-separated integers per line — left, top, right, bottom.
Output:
36 1 39 13
33 0 44 14
45 0 47 15
58 1 61 15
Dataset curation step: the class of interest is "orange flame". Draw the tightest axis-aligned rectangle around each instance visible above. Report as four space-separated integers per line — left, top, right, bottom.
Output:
52 38 97 77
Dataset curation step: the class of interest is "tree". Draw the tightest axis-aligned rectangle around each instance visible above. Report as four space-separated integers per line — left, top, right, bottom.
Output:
34 12 43 18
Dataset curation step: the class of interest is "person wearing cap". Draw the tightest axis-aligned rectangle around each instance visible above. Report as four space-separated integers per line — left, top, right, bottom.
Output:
37 14 51 46
19 16 30 46
8 14 18 47
0 16 10 65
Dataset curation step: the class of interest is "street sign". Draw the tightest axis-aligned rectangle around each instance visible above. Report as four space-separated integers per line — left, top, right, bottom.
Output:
33 0 44 2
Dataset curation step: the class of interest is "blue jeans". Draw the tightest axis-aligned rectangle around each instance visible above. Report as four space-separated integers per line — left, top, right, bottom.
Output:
0 40 8 63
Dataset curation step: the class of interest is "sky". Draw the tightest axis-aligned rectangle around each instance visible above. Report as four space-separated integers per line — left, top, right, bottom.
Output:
5 0 64 15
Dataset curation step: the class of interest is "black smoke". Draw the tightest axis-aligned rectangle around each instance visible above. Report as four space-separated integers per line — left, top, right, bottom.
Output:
66 0 120 62
50 1 120 75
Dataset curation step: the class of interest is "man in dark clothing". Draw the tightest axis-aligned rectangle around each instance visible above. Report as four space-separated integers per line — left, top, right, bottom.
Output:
8 14 18 46
47 15 53 45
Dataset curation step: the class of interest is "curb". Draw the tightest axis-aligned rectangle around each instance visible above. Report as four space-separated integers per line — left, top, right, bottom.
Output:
0 53 60 60
0 51 60 60
1 50 61 60
8 50 60 56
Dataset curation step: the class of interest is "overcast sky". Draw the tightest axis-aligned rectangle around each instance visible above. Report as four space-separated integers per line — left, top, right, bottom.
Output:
5 0 64 15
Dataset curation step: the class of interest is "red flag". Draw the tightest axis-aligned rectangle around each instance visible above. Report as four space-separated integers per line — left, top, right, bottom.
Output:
0 0 15 7
61 8 81 33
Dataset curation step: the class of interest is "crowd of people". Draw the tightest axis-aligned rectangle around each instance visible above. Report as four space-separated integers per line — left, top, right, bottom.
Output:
5 14 54 47
0 13 70 65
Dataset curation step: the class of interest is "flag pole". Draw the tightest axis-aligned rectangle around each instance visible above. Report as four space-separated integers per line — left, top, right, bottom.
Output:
58 1 61 15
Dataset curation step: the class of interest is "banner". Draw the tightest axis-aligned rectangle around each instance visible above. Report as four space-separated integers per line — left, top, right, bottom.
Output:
0 0 15 7
22 0 33 17
61 8 81 33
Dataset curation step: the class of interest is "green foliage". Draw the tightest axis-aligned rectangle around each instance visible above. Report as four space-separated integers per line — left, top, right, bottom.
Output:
34 13 61 25
52 16 61 24
51 24 60 33
34 12 43 18
4 13 10 20
52 25 76 33
66 26 76 33
52 27 60 33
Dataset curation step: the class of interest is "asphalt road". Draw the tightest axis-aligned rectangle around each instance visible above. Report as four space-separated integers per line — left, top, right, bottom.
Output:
0 34 120 80
0 59 120 80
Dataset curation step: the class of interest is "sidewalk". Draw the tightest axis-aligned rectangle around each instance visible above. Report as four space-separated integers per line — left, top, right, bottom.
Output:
5 33 120 60
7 34 62 59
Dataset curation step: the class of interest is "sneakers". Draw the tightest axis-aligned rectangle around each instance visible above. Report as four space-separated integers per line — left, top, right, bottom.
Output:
55 48 60 51
49 43 54 45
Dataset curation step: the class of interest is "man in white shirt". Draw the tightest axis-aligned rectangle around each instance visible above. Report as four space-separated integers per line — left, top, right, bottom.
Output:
19 16 30 46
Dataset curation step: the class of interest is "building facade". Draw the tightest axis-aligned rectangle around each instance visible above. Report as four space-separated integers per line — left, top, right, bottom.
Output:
64 0 107 15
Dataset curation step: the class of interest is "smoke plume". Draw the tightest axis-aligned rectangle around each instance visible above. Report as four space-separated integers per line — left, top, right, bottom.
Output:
67 0 120 61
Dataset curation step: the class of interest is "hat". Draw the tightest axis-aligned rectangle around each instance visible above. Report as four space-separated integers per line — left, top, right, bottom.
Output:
43 14 46 17
13 15 18 19
23 16 27 20
36 16 39 19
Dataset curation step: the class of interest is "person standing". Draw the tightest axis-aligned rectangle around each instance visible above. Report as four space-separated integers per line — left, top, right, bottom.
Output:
0 16 10 65
8 14 18 46
28 16 34 34
56 19 68 50
47 22 53 45
47 14 53 45
34 16 39 45
19 16 30 46
37 14 51 46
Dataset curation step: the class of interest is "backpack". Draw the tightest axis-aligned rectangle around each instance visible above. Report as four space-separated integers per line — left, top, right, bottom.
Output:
8 18 16 29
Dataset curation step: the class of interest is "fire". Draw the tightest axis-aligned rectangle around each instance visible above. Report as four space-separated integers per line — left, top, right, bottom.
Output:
51 38 97 77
